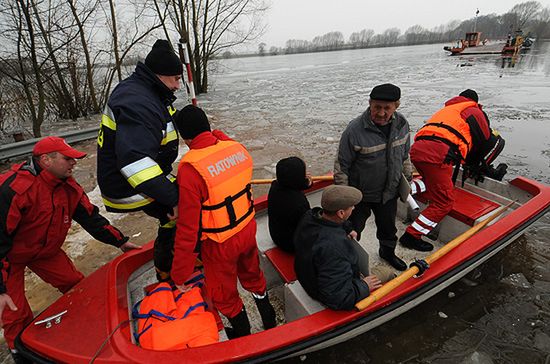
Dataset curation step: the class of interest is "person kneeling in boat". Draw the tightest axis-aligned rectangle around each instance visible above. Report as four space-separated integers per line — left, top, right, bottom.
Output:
399 89 507 250
172 105 276 339
0 137 139 363
268 156 313 253
294 185 383 311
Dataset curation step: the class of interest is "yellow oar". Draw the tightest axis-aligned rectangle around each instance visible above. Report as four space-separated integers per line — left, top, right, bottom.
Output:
355 200 514 311
250 175 334 185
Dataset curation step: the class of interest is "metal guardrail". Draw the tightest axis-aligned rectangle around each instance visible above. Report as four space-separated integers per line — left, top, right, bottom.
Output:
0 127 99 161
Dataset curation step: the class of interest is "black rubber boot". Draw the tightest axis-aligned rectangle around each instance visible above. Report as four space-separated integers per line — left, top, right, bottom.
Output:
425 224 441 241
226 308 251 339
378 246 407 271
254 292 277 330
153 225 176 282
399 232 434 252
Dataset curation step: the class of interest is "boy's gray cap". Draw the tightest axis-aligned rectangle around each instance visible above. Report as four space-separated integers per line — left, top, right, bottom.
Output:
321 185 362 212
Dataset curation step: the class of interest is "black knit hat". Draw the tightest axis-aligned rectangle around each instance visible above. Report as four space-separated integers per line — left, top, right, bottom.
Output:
175 105 211 139
370 83 401 101
276 157 309 190
459 89 479 103
145 40 183 76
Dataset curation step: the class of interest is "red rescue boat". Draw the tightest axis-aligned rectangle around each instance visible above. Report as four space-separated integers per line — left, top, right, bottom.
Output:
15 175 550 363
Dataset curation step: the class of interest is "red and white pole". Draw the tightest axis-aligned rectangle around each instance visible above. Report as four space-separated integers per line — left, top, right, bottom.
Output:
178 39 197 106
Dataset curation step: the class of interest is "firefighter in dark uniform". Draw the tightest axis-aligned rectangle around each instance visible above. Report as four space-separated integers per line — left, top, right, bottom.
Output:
97 39 183 280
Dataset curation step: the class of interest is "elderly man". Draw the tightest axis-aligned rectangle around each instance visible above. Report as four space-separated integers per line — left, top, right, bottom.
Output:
0 137 137 362
294 185 382 310
334 83 412 271
97 39 183 281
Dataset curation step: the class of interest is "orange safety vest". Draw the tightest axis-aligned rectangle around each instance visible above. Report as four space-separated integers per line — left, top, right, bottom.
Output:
415 101 476 161
180 140 255 243
134 283 219 350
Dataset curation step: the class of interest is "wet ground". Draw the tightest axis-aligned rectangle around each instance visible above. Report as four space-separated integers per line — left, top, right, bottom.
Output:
1 42 549 363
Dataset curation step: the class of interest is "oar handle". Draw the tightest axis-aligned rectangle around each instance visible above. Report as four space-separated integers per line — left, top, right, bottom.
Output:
355 200 514 311
250 175 334 185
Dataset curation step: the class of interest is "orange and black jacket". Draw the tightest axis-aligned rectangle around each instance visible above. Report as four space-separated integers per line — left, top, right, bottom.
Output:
171 130 254 285
415 96 493 166
0 159 128 294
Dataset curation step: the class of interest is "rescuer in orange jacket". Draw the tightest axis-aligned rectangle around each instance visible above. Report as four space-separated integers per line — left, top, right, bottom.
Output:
172 105 276 338
400 90 506 250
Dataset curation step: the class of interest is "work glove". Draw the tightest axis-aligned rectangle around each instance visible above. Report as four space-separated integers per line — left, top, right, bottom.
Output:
464 164 485 185
484 163 508 181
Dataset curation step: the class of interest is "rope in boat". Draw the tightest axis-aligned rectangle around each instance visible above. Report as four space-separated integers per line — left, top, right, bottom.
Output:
88 319 135 364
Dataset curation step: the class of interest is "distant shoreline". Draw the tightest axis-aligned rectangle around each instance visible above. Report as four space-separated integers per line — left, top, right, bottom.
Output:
219 38 550 60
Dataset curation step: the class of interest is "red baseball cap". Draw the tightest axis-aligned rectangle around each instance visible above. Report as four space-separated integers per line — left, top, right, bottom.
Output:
32 136 87 159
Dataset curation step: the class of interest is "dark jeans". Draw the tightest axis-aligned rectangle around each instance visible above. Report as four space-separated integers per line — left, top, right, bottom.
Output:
143 202 176 280
349 198 398 249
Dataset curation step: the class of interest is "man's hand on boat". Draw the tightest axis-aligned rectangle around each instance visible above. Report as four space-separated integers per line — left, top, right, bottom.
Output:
0 293 18 327
362 275 382 291
119 241 142 252
167 205 179 221
175 283 193 293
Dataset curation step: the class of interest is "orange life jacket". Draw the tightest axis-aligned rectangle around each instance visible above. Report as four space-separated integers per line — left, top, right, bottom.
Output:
180 140 255 243
415 100 476 161
134 283 219 350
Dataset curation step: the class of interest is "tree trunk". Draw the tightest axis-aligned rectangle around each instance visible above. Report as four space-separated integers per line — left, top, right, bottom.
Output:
30 0 78 120
67 0 99 113
108 0 122 82
18 0 45 137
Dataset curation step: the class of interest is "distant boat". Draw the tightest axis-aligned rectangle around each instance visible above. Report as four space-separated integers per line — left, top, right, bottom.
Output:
444 31 525 56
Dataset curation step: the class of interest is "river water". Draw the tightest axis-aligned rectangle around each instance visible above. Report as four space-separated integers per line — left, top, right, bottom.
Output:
199 43 550 363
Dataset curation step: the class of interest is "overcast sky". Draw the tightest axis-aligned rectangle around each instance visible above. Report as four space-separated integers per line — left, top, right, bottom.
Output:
258 0 550 48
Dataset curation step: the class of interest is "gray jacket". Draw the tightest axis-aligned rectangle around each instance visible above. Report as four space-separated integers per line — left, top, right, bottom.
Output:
334 109 412 204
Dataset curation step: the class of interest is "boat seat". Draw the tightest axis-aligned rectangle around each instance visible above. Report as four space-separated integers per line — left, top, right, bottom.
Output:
264 247 296 283
284 280 325 322
414 180 500 226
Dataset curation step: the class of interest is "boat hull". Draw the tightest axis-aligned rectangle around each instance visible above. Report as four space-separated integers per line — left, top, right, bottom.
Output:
15 177 550 363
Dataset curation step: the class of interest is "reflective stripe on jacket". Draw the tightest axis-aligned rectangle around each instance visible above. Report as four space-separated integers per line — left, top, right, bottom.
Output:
97 62 179 212
133 283 218 350
180 140 255 243
415 100 477 161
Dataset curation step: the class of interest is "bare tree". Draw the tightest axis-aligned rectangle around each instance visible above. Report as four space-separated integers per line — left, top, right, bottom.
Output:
509 1 542 29
258 42 266 55
66 0 99 113
404 25 426 44
349 29 374 47
29 0 80 120
14 0 46 136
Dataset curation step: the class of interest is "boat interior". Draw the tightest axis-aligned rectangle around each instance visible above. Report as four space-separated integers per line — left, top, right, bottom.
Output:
127 176 529 344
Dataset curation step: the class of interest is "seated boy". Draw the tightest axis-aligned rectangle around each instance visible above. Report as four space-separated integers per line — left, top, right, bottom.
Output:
267 157 312 252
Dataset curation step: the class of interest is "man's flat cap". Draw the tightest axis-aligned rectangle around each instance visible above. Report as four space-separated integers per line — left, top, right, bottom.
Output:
321 185 362 212
369 83 401 101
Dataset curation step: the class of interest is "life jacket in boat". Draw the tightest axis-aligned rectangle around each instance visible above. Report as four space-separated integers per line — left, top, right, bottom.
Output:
180 140 255 243
133 283 219 350
415 100 477 162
